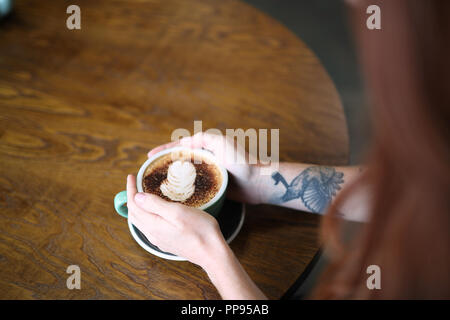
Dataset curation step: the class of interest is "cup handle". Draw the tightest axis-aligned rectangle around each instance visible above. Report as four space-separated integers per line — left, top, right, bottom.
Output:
114 190 128 218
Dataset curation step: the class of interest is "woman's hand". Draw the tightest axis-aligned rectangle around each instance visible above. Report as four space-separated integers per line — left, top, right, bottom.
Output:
126 174 228 268
147 132 262 204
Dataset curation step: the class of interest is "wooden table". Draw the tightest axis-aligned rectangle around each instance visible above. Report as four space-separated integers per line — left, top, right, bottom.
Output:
0 0 348 299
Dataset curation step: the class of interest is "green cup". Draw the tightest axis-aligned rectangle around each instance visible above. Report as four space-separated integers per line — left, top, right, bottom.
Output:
0 0 13 19
114 146 228 233
114 147 228 260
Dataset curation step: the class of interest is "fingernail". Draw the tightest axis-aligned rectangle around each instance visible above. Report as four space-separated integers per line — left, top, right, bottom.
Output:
135 192 146 204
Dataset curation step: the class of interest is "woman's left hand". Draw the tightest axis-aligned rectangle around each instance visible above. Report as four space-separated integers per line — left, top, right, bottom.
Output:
126 175 227 268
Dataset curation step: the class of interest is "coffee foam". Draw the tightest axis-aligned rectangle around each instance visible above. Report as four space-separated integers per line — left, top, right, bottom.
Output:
160 160 196 202
143 150 222 207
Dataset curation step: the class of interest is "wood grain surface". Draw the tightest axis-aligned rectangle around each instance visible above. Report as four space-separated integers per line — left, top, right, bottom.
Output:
0 0 349 299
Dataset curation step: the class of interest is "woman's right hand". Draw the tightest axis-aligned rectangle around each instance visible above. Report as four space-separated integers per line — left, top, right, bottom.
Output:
147 132 262 204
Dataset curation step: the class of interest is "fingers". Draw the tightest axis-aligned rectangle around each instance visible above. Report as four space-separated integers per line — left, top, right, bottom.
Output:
126 174 183 227
179 132 222 151
147 136 198 159
126 176 175 253
147 140 181 158
134 192 181 223
126 175 160 226
148 132 224 158
178 133 205 149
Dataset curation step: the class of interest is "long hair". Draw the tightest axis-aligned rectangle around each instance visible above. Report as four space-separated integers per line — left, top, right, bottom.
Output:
313 0 450 299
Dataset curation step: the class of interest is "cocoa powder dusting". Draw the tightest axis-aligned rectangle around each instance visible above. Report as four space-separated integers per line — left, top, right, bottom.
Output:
143 156 221 207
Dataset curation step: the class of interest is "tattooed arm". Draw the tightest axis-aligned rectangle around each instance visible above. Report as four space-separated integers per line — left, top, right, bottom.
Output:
147 133 367 222
251 163 368 221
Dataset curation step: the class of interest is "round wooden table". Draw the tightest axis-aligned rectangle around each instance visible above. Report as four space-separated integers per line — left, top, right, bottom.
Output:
0 0 348 299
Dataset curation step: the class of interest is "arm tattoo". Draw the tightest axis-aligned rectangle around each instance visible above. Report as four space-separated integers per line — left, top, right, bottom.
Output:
271 166 344 213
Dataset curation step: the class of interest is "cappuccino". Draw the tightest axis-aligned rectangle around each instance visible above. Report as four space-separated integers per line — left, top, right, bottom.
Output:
143 150 222 208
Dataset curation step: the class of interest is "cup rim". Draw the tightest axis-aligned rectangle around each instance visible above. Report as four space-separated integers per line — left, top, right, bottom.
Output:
136 146 228 211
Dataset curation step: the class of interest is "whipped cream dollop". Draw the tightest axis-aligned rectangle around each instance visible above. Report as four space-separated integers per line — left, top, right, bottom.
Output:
160 160 196 202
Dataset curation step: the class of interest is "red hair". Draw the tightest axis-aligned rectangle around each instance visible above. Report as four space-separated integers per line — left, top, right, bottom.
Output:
313 0 450 299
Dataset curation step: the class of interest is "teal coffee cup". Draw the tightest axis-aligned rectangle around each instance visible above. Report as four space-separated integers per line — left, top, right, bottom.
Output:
0 0 13 19
114 146 228 259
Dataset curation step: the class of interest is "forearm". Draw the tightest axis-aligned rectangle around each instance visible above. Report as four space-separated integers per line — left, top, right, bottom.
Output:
203 239 267 300
251 162 368 221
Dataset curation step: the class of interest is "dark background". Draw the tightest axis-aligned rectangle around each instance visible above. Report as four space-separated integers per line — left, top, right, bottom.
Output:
243 0 370 164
